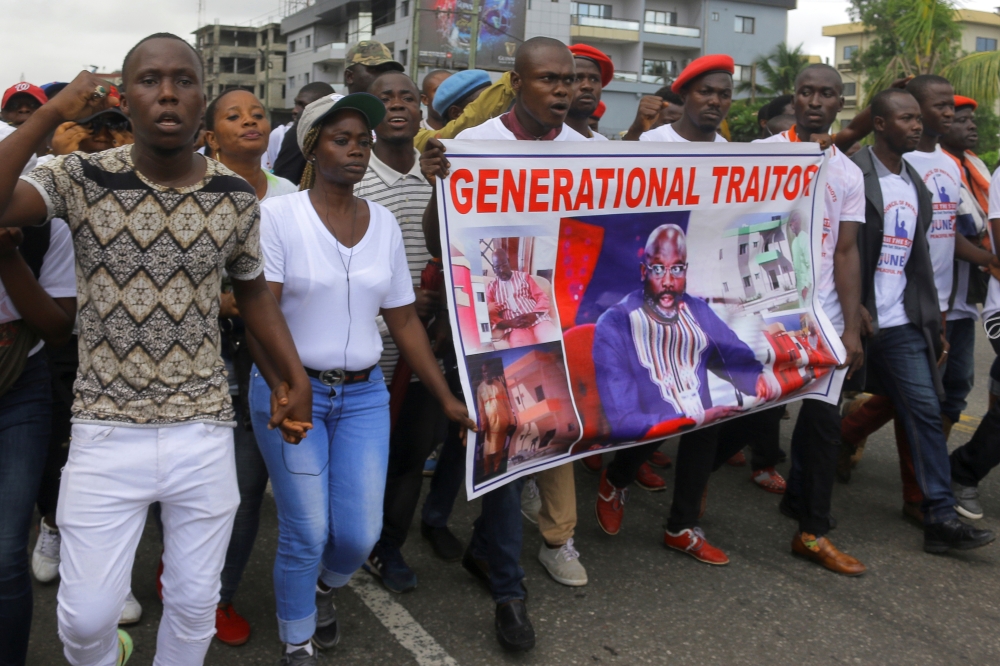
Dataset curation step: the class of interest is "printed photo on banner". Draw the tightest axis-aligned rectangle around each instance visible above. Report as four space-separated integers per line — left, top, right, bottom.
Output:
437 141 838 497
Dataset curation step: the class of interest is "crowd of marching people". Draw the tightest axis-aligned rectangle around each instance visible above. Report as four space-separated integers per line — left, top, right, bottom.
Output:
3 28 1000 666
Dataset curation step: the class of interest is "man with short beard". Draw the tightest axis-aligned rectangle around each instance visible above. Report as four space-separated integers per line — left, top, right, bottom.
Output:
565 44 612 140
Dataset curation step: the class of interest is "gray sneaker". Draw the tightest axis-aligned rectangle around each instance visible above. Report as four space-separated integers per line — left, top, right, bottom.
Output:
521 478 541 524
954 482 984 520
537 538 588 586
312 585 340 649
279 646 321 665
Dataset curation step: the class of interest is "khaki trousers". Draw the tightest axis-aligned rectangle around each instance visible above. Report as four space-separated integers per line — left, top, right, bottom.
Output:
535 462 577 546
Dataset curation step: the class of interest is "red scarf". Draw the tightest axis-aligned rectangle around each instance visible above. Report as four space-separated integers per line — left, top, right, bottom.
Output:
500 110 561 141
944 149 989 214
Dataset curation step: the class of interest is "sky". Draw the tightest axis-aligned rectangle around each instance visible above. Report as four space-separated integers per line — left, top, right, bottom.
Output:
0 0 998 88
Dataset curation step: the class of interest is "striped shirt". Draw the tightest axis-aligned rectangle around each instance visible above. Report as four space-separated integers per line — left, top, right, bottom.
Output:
354 150 434 383
486 271 552 335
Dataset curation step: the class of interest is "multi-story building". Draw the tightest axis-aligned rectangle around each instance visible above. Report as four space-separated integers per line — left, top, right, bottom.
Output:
823 8 1000 129
193 22 292 124
281 0 795 135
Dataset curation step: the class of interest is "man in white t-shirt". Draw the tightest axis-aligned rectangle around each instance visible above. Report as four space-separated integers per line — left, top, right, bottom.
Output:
636 54 733 144
754 63 867 575
565 44 612 141
420 36 587 653
851 88 994 553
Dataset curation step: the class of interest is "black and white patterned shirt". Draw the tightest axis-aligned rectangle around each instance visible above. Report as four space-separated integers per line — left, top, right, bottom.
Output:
23 146 263 426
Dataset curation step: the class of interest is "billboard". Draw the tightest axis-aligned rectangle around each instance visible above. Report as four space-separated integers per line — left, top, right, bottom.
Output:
417 0 525 71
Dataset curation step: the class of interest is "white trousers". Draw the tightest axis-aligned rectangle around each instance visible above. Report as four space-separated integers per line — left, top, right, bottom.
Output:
56 422 239 666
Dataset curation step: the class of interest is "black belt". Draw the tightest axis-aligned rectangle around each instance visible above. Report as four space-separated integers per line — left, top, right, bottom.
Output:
305 364 377 386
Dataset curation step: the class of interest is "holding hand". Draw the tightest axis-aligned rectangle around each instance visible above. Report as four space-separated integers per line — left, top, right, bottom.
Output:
268 380 314 444
420 138 450 182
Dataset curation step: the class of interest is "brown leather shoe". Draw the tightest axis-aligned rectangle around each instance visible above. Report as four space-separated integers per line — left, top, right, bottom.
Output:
791 532 866 576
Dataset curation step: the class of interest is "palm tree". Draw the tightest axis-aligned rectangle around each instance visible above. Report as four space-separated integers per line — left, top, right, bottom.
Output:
736 42 810 98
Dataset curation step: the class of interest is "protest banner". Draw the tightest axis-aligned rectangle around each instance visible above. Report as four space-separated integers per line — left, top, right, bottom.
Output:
435 140 838 498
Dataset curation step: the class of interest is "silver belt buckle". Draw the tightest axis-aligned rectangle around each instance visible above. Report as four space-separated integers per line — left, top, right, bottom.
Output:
318 369 345 386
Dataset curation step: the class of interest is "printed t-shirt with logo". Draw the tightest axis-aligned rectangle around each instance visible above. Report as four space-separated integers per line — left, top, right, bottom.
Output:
903 146 961 312
755 128 865 335
638 123 727 143
981 169 1000 321
871 148 919 329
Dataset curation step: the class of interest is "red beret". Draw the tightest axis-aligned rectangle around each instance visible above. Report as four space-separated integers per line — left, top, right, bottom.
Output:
591 100 607 120
954 95 977 110
569 44 614 87
670 54 735 94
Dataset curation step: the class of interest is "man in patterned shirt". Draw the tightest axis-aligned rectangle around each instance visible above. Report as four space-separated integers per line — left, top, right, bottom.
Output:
0 34 311 666
487 248 558 347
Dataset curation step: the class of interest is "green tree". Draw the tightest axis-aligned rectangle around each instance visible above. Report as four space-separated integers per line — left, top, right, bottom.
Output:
848 0 1000 109
737 42 810 97
725 99 767 142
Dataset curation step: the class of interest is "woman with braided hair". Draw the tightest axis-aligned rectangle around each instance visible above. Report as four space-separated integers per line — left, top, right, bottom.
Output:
247 93 475 665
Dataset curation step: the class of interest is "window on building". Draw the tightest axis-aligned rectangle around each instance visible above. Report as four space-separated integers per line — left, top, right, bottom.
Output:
733 64 752 82
843 44 858 60
207 59 215 75
305 35 312 48
480 323 490 333
535 386 546 401
399 48 408 65
281 84 286 98
570 2 611 18
289 40 296 53
644 10 677 25
734 16 754 33
742 276 752 288
476 292 485 302
977 37 997 52
304 72 310 84
843 81 857 97
752 240 759 248
642 59 677 83
719 248 723 259
401 0 409 16
236 58 256 74
259 84 265 98
739 243 748 255
289 75 295 89
711 11 719 21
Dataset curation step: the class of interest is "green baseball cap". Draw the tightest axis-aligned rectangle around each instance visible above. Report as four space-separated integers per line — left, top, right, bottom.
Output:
345 40 404 70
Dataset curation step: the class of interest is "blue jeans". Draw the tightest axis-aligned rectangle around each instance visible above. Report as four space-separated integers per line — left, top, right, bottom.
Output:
249 366 390 645
0 353 52 666
868 325 956 524
470 478 525 605
941 318 976 424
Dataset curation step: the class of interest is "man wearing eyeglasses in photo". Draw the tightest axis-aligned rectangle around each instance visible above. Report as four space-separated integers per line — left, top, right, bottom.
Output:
592 223 779 564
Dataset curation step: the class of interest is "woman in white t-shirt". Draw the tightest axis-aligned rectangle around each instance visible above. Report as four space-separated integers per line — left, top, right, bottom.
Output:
248 93 474 663
0 221 75 666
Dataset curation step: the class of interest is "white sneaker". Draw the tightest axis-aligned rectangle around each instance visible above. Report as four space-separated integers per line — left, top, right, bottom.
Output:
32 520 61 583
537 538 588 587
521 477 541 524
119 591 142 626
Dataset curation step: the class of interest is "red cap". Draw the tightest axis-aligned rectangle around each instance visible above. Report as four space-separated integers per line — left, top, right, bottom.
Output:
2 82 47 109
569 44 614 87
954 95 977 110
670 54 735 94
591 100 607 120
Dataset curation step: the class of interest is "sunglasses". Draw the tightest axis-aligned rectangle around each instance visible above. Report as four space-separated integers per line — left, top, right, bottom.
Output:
83 115 131 133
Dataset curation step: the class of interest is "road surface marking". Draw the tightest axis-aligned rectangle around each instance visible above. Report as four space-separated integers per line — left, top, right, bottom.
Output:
347 574 458 666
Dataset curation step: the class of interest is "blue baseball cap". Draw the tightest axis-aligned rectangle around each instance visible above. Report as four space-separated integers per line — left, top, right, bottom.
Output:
432 69 491 116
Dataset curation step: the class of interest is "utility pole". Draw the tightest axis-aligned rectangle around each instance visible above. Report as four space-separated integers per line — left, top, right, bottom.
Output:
410 0 421 79
468 0 481 70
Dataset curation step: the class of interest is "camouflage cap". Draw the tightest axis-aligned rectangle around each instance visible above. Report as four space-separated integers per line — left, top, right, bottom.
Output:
345 41 405 70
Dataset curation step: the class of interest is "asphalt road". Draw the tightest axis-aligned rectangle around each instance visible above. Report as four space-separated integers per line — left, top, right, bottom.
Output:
25 325 1000 665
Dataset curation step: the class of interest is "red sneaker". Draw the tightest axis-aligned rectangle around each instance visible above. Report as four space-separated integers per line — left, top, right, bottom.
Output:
727 450 747 466
582 453 603 473
751 467 786 494
636 462 666 492
664 527 730 565
648 450 673 469
155 555 164 601
595 470 629 536
215 603 251 646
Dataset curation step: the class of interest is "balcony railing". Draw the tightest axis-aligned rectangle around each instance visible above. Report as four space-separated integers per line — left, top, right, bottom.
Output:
613 71 639 82
640 73 673 84
643 22 700 38
836 62 853 71
570 15 640 31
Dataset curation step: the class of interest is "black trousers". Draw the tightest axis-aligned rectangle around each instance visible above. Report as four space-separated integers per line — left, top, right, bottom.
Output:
380 381 448 549
714 407 784 471
606 424 722 532
786 399 840 537
36 337 77 518
950 398 1000 487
